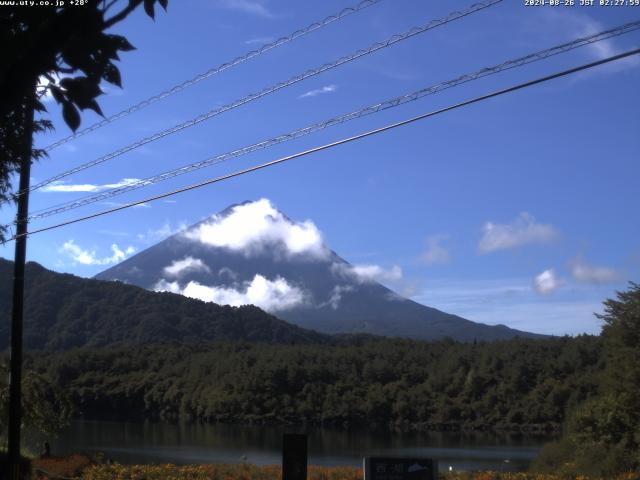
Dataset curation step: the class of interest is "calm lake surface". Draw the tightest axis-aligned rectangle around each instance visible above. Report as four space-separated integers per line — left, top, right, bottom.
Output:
34 420 554 472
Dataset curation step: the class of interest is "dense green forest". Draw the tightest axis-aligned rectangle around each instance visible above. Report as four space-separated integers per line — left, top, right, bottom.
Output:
0 259 328 349
1 257 637 475
16 335 603 431
533 283 640 475
0 259 605 432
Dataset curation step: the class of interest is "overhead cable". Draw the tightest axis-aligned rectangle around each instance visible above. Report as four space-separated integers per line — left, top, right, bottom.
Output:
42 0 386 152
27 0 503 195
23 21 640 222
10 47 639 242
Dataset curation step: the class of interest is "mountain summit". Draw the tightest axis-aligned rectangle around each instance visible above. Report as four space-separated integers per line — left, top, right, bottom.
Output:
96 199 541 341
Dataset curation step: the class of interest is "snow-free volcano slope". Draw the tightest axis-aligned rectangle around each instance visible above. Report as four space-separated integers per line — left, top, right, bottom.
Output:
95 200 543 341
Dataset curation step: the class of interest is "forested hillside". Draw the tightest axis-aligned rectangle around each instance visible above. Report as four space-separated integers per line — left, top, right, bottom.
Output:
0 257 611 434
0 259 328 349
23 335 603 431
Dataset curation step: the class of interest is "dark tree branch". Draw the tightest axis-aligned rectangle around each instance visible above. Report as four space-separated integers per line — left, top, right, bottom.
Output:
104 1 142 29
103 0 120 14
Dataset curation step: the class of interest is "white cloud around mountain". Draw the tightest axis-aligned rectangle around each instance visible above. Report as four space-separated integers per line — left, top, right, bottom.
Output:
163 257 211 278
183 199 327 259
41 178 141 193
136 220 188 244
420 234 450 265
533 269 561 295
153 274 306 312
332 262 403 284
61 240 135 266
218 267 239 281
154 279 181 294
570 257 620 284
320 285 354 310
478 213 557 254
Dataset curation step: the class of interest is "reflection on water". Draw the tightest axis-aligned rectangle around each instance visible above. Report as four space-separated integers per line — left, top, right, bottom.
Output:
35 420 553 472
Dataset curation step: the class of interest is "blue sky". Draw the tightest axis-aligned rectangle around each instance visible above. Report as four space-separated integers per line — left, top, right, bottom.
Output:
2 0 639 335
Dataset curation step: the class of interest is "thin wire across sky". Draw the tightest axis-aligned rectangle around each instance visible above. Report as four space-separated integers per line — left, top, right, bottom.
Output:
42 0 386 152
28 0 503 195
12 48 639 242
21 21 640 224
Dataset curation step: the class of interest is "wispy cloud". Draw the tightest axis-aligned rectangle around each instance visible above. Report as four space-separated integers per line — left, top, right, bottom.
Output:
478 213 558 254
97 229 131 237
332 262 403 284
412 277 606 335
460 300 604 336
214 0 277 18
299 85 337 99
100 201 151 209
538 10 639 75
319 285 355 310
244 36 274 45
136 220 188 244
533 269 562 295
62 144 78 153
60 240 135 266
40 178 141 193
163 257 211 278
570 257 621 284
420 234 450 265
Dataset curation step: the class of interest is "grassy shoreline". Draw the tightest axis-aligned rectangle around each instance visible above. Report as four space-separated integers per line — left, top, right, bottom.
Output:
29 455 639 480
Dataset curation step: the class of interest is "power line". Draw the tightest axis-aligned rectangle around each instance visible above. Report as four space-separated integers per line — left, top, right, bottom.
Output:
27 0 502 195
23 21 640 223
10 48 639 242
42 0 385 152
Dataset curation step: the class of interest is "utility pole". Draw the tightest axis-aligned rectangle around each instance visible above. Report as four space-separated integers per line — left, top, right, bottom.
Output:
8 88 35 480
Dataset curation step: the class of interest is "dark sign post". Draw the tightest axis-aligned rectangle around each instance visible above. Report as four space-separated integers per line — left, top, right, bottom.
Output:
364 457 438 480
282 434 307 480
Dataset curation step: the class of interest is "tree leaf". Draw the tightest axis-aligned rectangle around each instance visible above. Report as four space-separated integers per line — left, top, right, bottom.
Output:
144 0 155 19
60 76 103 107
62 101 81 131
102 64 122 88
110 34 136 52
158 0 168 10
50 85 65 104
61 41 91 72
34 99 47 113
83 99 104 117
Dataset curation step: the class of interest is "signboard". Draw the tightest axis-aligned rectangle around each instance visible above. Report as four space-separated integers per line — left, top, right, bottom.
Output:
282 434 307 480
364 457 438 480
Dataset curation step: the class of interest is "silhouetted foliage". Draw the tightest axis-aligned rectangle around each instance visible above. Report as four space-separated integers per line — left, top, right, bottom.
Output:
0 0 168 238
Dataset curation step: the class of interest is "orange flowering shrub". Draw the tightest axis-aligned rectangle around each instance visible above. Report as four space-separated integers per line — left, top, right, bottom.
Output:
35 459 639 480
32 453 93 479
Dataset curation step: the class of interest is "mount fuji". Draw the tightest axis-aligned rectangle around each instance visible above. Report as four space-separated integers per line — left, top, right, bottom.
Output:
95 199 542 341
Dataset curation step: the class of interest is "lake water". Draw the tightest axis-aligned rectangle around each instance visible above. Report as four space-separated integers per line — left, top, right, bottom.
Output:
31 420 554 472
